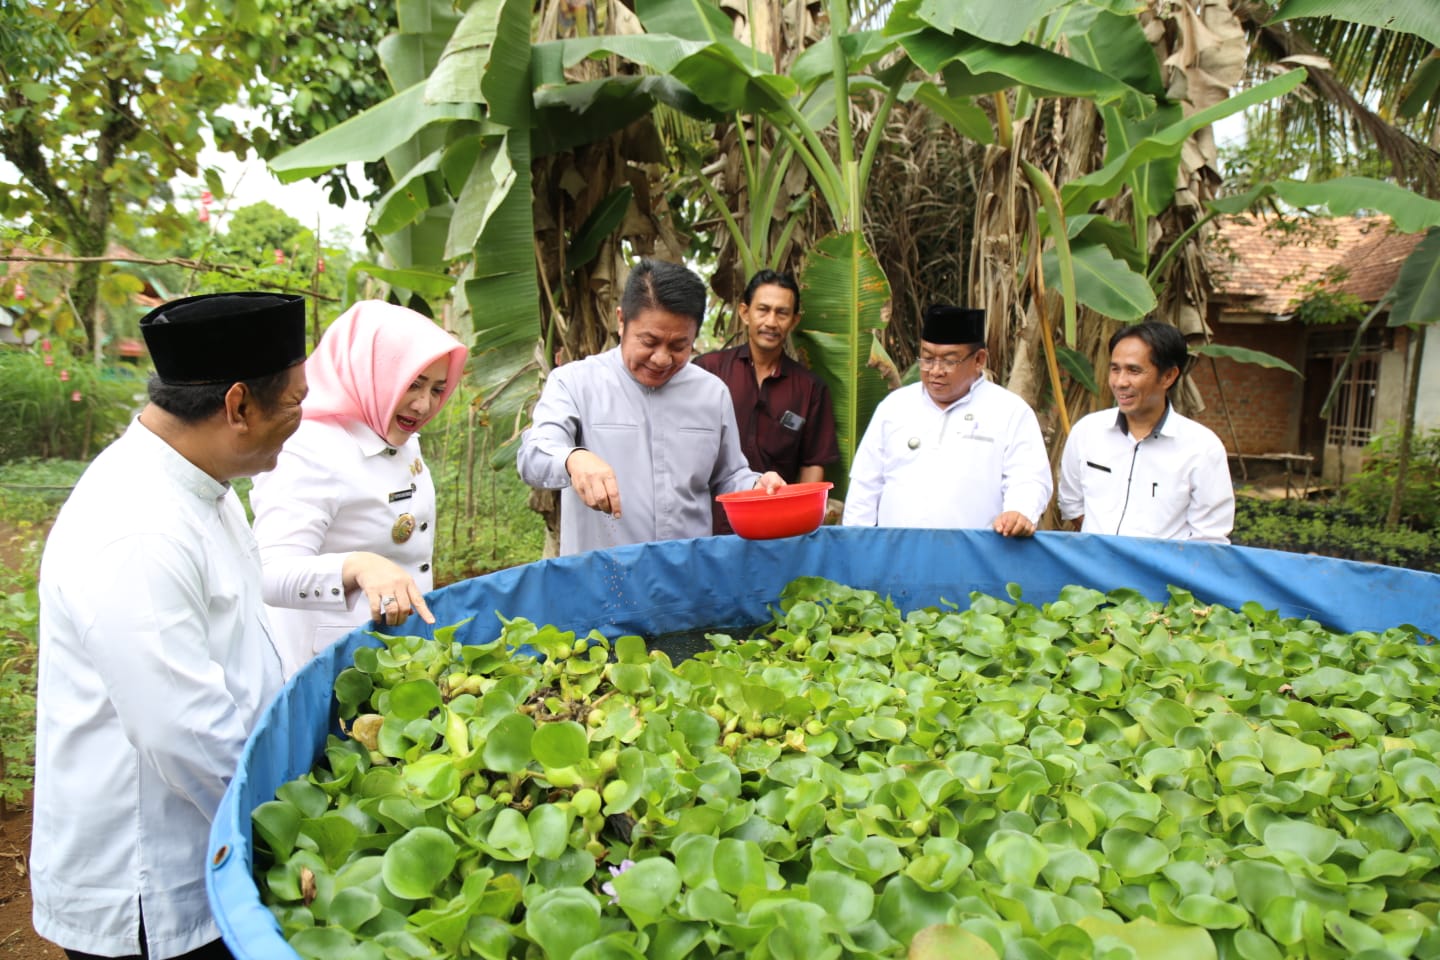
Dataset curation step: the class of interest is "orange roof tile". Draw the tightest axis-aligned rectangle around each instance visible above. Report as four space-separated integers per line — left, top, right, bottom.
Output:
1207 215 1423 316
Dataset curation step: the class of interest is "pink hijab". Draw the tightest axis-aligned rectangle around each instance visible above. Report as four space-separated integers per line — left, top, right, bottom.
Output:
302 300 468 440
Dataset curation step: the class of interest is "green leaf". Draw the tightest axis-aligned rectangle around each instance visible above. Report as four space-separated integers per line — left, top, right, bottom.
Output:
269 82 479 182
902 82 994 144
889 0 1072 45
382 827 458 899
1389 228 1440 327
1172 893 1250 929
345 262 457 301
1211 177 1440 235
526 887 602 960
1056 345 1099 394
329 886 382 932
1075 916 1219 960
985 830 1049 886
1043 242 1156 323
904 921 996 960
252 801 301 860
1100 828 1170 878
713 838 768 894
795 230 892 496
566 186 633 272
1263 819 1340 865
613 857 683 927
334 668 374 716
806 870 875 929
1269 0 1440 48
1392 757 1440 799
529 805 573 863
387 679 443 721
1257 727 1324 774
533 720 588 769
487 806 534 860
1191 343 1301 375
482 712 536 773
900 30 1136 105
1063 70 1306 215
634 0 735 43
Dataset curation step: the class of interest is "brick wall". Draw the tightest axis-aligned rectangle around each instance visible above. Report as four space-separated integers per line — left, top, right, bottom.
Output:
1188 320 1303 455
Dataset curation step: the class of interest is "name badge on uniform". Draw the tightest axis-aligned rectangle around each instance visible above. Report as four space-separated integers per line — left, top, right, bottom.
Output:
779 410 806 432
388 484 417 503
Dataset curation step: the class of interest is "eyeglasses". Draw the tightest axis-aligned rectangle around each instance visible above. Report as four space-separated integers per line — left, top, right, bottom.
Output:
918 351 979 372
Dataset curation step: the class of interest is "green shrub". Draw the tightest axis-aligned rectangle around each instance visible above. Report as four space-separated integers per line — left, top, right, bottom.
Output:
0 513 43 812
0 344 144 463
422 387 545 584
1344 423 1440 530
1232 497 1440 572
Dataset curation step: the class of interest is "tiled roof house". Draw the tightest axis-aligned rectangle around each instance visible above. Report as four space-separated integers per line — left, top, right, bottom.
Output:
1193 215 1436 482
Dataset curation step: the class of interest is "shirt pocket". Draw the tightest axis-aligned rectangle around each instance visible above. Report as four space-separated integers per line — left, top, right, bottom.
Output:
677 426 721 472
588 422 639 457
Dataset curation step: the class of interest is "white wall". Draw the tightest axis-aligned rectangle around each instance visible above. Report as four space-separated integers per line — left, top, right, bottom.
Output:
1418 328 1440 433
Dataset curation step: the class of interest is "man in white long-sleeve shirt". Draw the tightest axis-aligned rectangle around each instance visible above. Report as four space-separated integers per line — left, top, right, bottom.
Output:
32 293 307 960
518 258 784 555
843 305 1052 535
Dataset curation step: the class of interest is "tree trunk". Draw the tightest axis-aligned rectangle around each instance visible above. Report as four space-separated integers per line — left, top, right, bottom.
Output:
1386 324 1425 529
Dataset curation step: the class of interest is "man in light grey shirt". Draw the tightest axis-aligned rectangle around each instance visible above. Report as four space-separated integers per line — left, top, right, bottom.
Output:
518 259 784 555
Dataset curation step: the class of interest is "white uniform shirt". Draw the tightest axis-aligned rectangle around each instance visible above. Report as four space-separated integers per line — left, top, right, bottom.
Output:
250 418 435 677
517 348 758 555
1058 404 1234 542
32 419 284 959
843 377 1052 528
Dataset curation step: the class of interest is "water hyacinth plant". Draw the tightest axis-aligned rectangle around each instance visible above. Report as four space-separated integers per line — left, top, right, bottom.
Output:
254 578 1440 959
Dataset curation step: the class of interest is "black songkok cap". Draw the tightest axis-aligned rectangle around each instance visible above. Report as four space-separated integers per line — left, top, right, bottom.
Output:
921 304 985 346
141 293 307 385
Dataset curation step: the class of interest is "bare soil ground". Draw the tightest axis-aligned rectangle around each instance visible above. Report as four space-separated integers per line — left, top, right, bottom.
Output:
0 520 62 958
0 799 63 958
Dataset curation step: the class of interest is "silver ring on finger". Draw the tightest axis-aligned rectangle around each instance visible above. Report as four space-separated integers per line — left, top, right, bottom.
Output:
380 595 396 609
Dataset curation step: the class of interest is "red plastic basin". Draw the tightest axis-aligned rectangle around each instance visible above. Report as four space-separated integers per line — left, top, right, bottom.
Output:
715 481 833 540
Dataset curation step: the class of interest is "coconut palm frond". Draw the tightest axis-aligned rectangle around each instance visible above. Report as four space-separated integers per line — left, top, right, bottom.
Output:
1235 1 1440 196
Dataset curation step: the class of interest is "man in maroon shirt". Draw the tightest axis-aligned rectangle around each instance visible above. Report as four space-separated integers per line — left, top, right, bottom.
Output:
693 270 840 533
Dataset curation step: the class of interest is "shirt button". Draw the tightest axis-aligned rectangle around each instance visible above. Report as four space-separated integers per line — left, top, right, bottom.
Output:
420 521 429 531
420 563 431 573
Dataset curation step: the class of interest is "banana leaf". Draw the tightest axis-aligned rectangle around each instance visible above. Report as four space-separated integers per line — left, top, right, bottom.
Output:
886 0 1071 45
795 231 893 497
900 29 1136 104
1042 242 1156 324
1211 178 1440 236
1191 343 1300 375
1269 0 1440 48
1388 228 1440 328
268 83 478 182
1062 70 1306 215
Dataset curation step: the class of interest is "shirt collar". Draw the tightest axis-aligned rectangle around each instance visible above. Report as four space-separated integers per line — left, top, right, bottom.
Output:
127 417 231 503
738 343 787 379
926 372 989 413
342 416 404 458
1113 401 1173 437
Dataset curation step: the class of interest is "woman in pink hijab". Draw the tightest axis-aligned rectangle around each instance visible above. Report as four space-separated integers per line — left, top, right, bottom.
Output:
250 300 468 677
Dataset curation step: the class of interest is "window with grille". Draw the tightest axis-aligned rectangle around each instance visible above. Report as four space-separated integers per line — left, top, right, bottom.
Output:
1322 349 1381 448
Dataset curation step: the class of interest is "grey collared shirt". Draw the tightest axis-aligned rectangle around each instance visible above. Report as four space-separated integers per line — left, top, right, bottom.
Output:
518 348 759 555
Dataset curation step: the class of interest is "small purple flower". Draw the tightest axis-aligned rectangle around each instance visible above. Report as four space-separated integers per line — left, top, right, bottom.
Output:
600 858 637 903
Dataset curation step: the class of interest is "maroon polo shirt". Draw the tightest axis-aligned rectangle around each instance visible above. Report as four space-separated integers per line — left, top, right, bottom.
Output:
693 344 840 533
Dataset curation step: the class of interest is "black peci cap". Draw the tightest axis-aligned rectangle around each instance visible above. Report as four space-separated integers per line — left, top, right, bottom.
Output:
141 293 307 385
920 304 985 346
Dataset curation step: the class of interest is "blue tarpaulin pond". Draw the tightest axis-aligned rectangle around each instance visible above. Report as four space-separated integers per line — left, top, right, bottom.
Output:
208 527 1440 957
